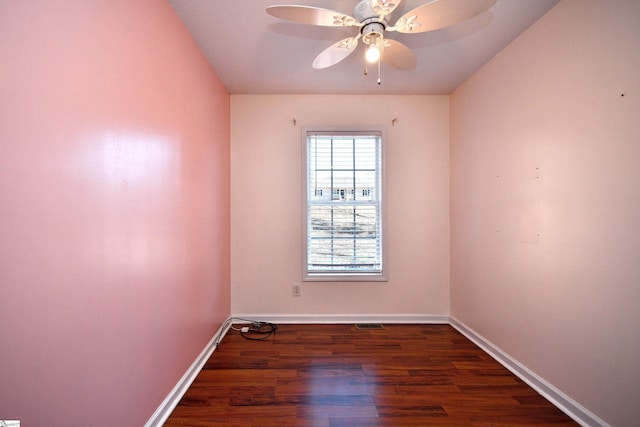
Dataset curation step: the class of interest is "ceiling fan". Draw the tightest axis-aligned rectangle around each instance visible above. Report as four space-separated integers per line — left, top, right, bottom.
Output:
267 0 496 77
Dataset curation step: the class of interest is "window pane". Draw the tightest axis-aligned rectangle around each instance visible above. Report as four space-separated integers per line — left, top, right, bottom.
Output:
354 139 376 170
310 170 331 201
332 138 354 170
307 204 381 272
355 171 376 201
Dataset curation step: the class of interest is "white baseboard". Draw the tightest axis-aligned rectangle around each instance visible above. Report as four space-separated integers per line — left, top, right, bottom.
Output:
449 317 609 427
144 319 232 427
231 313 449 324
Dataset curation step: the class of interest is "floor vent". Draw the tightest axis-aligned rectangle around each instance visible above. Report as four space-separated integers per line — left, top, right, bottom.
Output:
354 323 384 330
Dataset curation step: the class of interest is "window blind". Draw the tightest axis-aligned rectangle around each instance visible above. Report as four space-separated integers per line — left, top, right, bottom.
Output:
306 131 383 276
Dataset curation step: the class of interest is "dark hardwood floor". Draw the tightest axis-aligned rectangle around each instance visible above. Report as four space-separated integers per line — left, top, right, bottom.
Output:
165 324 578 426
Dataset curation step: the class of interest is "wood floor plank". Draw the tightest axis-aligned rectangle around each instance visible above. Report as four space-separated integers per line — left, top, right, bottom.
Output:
164 324 578 426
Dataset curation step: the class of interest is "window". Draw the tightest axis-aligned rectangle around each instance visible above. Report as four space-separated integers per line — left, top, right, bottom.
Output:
303 129 386 281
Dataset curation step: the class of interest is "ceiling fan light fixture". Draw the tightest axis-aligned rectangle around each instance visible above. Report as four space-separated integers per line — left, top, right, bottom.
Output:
365 43 381 63
362 25 383 63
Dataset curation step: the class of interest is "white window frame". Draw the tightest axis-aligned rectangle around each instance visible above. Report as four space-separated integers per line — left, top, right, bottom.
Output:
302 127 387 282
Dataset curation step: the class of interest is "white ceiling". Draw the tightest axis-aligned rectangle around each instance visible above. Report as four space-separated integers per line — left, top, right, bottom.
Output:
169 0 559 95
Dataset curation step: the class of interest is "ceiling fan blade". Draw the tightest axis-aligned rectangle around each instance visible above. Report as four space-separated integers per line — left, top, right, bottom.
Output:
380 39 417 70
391 0 496 33
312 36 360 69
370 0 402 17
266 5 358 27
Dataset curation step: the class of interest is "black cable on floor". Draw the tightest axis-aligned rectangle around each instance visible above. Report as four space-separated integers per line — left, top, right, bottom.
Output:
215 317 278 347
240 321 278 341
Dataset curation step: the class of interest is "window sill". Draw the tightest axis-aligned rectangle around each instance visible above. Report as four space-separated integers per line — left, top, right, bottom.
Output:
303 273 388 282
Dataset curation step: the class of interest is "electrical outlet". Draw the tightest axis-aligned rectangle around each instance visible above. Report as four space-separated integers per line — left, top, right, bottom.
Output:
292 283 301 297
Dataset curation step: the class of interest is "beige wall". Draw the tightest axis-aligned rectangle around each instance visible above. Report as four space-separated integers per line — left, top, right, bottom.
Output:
231 95 449 318
450 1 640 426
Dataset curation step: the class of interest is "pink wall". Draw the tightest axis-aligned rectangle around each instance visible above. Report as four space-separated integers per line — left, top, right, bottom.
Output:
451 1 640 426
0 1 230 425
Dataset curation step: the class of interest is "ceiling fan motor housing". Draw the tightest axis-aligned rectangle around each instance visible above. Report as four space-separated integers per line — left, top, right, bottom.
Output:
352 0 378 22
354 0 387 45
